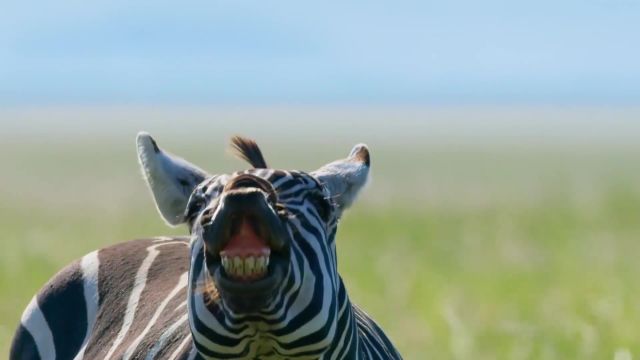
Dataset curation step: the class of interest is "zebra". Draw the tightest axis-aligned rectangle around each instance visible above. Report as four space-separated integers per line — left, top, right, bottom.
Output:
11 133 402 360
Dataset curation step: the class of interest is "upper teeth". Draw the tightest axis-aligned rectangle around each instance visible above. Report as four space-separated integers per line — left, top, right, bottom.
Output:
221 254 270 280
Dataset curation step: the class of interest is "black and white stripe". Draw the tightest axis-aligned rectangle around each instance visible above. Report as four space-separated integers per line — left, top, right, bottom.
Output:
11 134 402 359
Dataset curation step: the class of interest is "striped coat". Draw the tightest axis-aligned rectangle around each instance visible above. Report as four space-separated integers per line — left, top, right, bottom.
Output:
11 134 402 359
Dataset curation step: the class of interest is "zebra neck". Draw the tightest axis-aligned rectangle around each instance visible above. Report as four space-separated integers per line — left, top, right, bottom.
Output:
186 239 353 358
331 277 362 359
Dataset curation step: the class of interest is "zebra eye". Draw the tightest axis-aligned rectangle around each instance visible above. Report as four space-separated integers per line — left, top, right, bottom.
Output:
308 193 331 222
185 192 208 221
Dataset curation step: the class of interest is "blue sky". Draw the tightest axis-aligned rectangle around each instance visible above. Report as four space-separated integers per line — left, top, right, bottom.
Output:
1 0 639 105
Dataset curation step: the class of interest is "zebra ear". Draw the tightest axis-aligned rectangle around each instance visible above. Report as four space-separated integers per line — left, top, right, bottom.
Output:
136 132 209 226
312 144 370 212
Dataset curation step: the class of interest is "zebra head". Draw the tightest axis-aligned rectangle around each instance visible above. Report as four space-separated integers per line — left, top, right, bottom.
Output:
136 133 370 357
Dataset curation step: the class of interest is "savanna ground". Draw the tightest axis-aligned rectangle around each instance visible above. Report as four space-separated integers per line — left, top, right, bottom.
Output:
1 107 639 359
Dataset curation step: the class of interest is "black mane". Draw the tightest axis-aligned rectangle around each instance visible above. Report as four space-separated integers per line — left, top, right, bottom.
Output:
230 136 268 169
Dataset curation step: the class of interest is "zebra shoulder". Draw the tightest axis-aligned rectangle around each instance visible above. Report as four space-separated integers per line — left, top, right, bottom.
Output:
10 237 189 360
11 251 91 360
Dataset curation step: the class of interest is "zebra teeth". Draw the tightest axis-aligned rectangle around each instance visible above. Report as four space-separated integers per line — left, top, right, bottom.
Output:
256 256 265 273
245 257 255 277
234 257 244 277
221 254 270 280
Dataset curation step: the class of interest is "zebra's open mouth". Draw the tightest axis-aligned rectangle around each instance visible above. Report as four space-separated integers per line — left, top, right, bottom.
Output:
202 182 291 312
219 216 271 280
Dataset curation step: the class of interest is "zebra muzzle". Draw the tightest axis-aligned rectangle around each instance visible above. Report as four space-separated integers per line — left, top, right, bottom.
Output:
201 184 291 311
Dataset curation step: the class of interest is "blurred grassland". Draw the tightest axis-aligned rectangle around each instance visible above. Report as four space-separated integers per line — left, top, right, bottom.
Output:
1 108 640 359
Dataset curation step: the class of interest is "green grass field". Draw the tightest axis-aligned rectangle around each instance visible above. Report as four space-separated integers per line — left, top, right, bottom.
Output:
1 110 639 359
